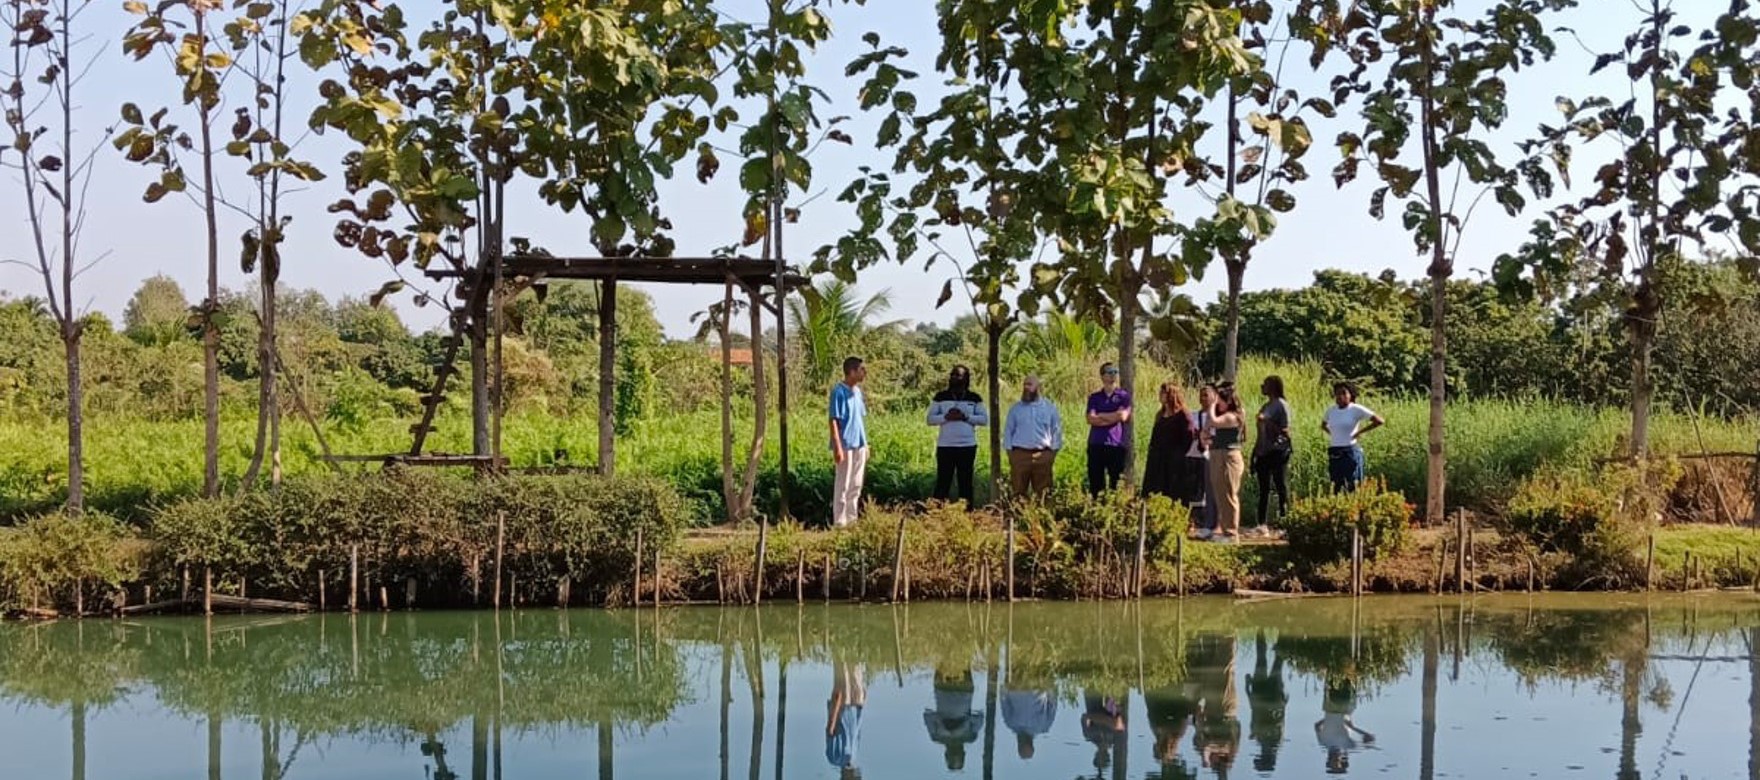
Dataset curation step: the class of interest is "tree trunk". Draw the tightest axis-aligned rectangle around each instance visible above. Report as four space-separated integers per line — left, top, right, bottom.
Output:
1418 8 1449 525
598 716 614 780
1117 276 1140 486
198 12 221 500
1628 293 1657 459
244 267 278 488
71 699 86 780
1420 625 1438 780
986 322 1003 503
471 296 490 456
598 279 618 477
63 328 84 511
208 714 222 780
738 290 768 519
721 283 736 523
1224 259 1245 383
1618 658 1643 780
718 641 732 780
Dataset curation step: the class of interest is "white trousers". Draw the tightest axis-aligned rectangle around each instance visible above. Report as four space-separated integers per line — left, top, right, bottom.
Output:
831 447 870 527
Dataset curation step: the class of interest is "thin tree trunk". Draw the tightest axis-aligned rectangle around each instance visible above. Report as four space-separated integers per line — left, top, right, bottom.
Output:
63 331 84 510
71 700 86 780
721 282 736 523
1224 261 1244 382
1418 3 1448 525
198 10 221 499
738 289 768 517
986 323 1003 502
1118 276 1140 486
471 295 490 456
244 272 277 488
1420 625 1438 780
598 279 618 477
1618 659 1643 780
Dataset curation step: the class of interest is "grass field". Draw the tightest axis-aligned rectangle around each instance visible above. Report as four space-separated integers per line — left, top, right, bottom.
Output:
2 358 1753 524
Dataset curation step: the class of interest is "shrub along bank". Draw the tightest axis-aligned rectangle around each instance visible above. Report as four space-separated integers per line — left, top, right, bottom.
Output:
5 462 1757 616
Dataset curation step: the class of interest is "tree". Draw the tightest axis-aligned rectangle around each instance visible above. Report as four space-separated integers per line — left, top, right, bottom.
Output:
1300 0 1574 522
1495 0 1760 457
1 0 108 510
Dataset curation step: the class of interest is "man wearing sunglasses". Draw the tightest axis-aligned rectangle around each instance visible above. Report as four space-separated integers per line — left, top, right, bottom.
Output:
1085 362 1133 496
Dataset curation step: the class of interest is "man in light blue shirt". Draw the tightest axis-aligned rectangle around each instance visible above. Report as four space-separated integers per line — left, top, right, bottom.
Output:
829 356 869 527
1003 375 1063 498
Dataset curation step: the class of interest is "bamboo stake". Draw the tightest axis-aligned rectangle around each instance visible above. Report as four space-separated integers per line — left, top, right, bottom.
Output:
493 512 506 610
1681 552 1693 592
318 570 326 612
1005 504 1016 602
822 552 833 602
1454 510 1466 595
795 551 805 604
1351 527 1362 597
349 545 359 613
1525 555 1535 593
1132 499 1148 600
890 514 908 603
652 546 661 608
1176 533 1186 598
1645 534 1656 591
633 529 645 608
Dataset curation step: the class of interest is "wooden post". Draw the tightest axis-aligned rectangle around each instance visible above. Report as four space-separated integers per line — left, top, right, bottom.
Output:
379 585 390 611
1005 504 1017 603
795 551 805 604
652 546 662 608
1466 522 1476 591
633 529 645 608
1454 509 1467 595
1526 556 1535 593
493 512 506 610
318 570 326 612
890 514 909 603
597 277 618 477
753 522 767 606
1132 499 1148 600
202 567 214 615
1433 541 1445 594
1175 533 1186 598
470 555 480 605
1351 527 1362 597
349 545 359 613
822 552 833 601
1645 534 1656 591
1682 552 1693 592
404 577 416 610
558 576 570 608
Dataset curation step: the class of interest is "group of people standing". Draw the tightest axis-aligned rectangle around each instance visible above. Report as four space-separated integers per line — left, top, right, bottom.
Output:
826 356 1387 534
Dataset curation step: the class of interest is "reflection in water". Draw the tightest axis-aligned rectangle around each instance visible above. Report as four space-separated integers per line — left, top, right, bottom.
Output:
0 598 1757 779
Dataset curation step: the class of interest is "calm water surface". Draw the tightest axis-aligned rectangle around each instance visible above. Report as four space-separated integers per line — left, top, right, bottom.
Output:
2 595 1757 779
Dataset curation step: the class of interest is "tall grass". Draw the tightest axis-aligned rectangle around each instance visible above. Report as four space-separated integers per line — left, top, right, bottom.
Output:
1 357 1752 523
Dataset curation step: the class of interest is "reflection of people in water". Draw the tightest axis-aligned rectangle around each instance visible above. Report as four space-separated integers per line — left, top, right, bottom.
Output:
1190 633 1241 776
1000 675 1057 760
826 659 867 780
1316 673 1375 775
922 661 984 771
420 734 457 780
1244 630 1288 772
1143 678 1200 780
1081 689 1128 773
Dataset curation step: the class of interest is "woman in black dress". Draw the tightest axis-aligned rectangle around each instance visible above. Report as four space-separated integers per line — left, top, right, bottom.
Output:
1142 382 1201 504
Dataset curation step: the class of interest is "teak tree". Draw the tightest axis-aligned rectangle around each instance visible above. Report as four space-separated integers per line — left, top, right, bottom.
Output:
121 0 270 498
1496 0 1760 458
925 0 1261 483
0 0 106 510
1297 0 1573 523
824 10 1042 503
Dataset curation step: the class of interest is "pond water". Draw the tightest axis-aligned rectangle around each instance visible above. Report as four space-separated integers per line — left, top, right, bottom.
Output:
1 595 1757 780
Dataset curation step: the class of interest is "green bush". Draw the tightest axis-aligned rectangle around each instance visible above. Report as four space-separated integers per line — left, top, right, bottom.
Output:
1502 460 1680 586
1279 479 1413 566
0 511 144 613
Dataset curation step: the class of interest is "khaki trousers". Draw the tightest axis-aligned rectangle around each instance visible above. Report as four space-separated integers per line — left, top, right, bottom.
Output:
1208 449 1245 534
1008 448 1056 499
832 447 869 526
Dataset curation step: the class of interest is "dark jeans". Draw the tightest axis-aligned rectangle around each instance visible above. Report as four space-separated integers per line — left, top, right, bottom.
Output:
1087 443 1126 497
1328 446 1365 493
1253 448 1290 526
933 446 978 507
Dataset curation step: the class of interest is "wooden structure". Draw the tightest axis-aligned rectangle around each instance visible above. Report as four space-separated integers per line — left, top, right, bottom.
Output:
389 253 809 519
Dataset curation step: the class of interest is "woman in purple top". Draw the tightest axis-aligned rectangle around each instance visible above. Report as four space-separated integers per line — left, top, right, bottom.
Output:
1085 362 1132 497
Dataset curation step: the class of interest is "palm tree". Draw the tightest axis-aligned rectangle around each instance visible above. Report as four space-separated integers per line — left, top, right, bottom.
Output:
786 279 903 387
1004 311 1112 368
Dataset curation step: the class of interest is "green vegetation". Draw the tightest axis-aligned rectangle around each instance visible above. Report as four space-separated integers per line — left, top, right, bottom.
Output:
1279 480 1413 565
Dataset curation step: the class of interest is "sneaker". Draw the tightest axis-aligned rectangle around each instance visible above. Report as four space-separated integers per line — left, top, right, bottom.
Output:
1213 534 1237 545
1195 528 1214 541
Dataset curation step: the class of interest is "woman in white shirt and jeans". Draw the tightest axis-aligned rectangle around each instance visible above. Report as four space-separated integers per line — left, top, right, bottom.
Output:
1320 382 1384 493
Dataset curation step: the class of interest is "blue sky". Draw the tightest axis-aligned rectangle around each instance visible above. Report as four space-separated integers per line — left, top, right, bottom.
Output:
0 0 1727 339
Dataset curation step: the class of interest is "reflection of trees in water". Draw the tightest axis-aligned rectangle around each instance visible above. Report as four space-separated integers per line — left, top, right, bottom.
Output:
3 600 1759 778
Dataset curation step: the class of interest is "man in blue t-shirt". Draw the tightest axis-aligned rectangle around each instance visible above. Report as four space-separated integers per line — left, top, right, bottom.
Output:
829 356 870 527
1085 362 1133 496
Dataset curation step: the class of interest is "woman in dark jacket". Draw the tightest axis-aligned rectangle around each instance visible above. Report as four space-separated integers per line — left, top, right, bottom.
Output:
1142 382 1200 503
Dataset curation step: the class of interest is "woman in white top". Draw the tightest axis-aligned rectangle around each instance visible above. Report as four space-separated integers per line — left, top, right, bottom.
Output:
1320 382 1384 493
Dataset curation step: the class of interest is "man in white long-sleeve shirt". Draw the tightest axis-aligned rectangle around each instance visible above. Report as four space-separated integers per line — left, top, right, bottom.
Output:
926 365 989 507
1003 375 1063 499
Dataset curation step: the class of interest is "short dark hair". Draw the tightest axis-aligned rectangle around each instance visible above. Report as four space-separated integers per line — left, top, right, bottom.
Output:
843 356 865 376
1263 375 1286 399
950 364 971 378
1332 381 1356 399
